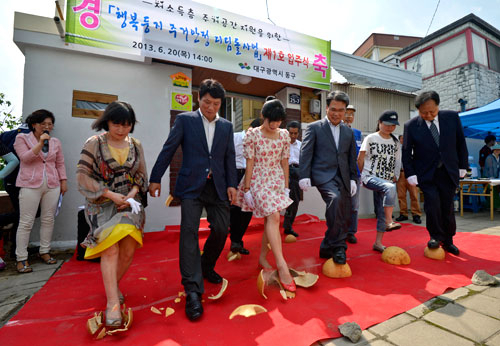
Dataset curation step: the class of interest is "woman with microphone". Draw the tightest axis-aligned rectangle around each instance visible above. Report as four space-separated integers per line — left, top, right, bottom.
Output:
13 110 67 273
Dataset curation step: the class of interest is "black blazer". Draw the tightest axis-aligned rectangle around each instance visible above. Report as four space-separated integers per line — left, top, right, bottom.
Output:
402 110 468 187
150 110 237 200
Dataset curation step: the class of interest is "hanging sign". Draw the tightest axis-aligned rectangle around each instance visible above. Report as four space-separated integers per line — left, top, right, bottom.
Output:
66 0 331 90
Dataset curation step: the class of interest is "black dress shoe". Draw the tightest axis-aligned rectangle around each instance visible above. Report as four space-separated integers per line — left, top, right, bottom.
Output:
442 243 460 256
332 248 347 264
230 242 250 255
413 215 422 224
202 268 222 284
396 215 408 222
346 233 357 244
427 239 440 249
284 229 299 237
238 247 250 255
319 248 332 259
185 292 203 321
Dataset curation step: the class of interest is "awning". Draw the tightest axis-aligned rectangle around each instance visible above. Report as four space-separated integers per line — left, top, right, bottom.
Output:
460 98 500 139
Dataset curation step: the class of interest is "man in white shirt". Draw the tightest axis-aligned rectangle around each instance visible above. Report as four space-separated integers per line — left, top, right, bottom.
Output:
229 118 262 254
149 79 237 321
283 121 302 237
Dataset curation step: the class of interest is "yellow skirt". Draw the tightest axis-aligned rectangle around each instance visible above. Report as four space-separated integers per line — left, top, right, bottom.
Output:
84 223 143 260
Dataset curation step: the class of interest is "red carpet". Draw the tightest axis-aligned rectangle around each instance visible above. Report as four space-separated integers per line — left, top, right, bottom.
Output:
1 215 500 346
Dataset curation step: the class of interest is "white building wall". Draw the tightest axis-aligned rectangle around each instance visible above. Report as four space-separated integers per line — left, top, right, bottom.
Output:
22 46 191 243
422 63 500 111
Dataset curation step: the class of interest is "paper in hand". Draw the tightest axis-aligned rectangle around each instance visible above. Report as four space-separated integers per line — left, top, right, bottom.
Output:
55 193 63 217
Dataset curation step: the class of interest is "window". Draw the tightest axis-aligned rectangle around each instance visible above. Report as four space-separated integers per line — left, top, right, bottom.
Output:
72 90 118 119
488 41 500 73
406 49 434 78
472 33 488 66
434 34 467 73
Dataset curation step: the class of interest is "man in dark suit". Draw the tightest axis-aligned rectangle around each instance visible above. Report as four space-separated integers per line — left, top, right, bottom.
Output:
299 91 358 264
149 79 237 321
402 90 468 255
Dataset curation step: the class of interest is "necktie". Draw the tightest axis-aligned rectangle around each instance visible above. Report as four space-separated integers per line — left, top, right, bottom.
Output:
430 120 439 147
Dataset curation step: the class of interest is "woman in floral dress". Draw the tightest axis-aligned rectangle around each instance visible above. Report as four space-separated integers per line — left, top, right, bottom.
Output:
236 98 295 292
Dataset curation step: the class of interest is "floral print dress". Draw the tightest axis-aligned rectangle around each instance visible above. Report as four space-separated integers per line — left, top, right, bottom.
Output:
236 127 293 217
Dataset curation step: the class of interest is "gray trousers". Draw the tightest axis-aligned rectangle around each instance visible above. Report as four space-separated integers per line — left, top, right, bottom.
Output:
316 175 351 251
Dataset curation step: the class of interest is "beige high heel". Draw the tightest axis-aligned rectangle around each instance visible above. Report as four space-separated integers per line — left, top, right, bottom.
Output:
105 304 122 327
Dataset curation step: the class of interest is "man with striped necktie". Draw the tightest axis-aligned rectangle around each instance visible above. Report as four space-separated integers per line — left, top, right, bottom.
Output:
402 91 468 256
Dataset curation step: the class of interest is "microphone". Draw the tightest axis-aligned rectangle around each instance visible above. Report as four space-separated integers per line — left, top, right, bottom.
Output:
42 130 49 153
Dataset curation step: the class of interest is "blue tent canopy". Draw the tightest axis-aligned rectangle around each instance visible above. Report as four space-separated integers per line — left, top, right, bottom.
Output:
460 98 500 139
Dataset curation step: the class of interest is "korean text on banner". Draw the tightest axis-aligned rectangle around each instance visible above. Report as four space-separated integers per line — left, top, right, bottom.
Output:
66 0 331 90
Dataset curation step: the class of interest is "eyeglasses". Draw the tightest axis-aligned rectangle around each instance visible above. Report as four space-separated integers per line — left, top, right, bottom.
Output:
38 122 54 127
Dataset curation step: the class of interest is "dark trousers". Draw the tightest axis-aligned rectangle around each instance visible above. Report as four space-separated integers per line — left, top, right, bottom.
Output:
283 165 300 231
180 178 230 295
316 175 351 251
419 166 457 244
229 169 252 246
3 182 20 256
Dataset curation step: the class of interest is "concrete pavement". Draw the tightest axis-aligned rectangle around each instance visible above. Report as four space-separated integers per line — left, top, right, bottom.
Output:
316 211 500 346
1 211 500 345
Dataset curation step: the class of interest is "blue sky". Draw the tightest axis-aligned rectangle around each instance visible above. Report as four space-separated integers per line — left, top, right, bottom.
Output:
1 0 499 119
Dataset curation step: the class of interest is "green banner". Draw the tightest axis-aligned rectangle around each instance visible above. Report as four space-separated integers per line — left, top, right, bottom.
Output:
66 0 331 90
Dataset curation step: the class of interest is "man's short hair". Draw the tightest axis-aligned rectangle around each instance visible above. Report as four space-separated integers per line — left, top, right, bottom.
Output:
415 91 440 109
249 118 261 128
485 134 496 144
199 79 225 100
287 121 300 130
326 90 349 107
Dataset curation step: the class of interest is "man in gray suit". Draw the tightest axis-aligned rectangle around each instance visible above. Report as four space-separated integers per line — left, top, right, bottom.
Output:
299 91 358 264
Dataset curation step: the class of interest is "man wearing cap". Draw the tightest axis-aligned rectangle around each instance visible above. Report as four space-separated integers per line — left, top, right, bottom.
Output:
402 90 468 256
343 105 362 244
299 90 358 264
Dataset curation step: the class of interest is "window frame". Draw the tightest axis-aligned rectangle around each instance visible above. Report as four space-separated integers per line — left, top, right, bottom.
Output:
72 90 118 119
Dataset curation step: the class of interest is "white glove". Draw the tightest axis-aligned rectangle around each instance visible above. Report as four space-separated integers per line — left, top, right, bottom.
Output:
459 169 467 178
284 188 290 198
407 175 418 186
244 191 255 209
126 198 142 214
299 178 311 191
350 180 357 197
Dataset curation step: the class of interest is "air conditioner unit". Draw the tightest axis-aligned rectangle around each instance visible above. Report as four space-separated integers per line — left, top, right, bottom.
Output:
309 99 321 114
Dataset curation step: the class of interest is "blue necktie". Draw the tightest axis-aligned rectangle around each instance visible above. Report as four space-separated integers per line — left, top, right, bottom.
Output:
430 120 439 147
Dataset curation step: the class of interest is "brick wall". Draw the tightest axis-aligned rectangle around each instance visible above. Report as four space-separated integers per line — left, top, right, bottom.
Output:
422 63 500 111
